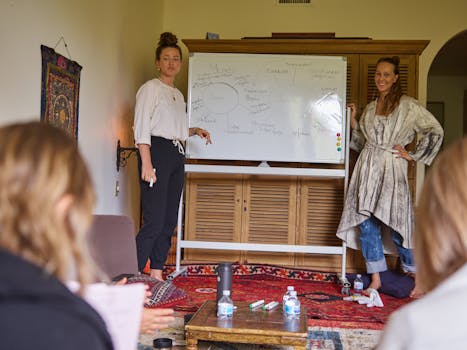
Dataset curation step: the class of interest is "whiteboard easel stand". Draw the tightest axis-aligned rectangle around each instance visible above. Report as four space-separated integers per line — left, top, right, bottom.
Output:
175 108 352 283
339 107 352 286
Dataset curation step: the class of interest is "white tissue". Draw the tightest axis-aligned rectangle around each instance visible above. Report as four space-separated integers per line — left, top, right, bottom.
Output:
343 288 384 308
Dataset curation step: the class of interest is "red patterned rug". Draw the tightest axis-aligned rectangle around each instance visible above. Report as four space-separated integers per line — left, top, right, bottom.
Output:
162 264 411 330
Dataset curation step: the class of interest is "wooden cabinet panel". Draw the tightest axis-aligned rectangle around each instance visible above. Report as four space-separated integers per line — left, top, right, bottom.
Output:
299 178 344 246
296 178 346 271
184 174 243 262
241 176 297 265
184 174 299 265
345 54 360 108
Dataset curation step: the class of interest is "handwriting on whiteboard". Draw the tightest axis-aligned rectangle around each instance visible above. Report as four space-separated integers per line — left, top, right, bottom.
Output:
187 53 347 163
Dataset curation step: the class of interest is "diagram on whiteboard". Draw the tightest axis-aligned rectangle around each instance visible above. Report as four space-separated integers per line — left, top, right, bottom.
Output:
187 53 347 164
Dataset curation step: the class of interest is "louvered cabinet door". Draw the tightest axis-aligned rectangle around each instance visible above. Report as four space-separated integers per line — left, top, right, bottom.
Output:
296 178 349 271
184 174 243 262
241 175 298 265
344 54 360 110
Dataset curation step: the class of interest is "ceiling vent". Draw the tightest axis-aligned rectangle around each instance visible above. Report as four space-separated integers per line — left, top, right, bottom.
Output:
277 0 312 4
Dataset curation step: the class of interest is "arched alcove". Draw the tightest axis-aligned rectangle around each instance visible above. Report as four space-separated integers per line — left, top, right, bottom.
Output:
427 30 467 148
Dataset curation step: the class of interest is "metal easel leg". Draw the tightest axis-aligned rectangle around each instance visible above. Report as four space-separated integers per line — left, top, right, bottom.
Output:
176 192 183 272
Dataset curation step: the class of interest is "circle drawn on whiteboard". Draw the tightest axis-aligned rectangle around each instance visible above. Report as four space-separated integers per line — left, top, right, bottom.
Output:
202 82 239 114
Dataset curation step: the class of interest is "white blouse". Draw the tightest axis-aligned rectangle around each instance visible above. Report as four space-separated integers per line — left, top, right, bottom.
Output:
133 78 189 146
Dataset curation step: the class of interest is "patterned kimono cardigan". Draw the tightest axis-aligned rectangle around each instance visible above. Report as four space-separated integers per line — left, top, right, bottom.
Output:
337 95 444 253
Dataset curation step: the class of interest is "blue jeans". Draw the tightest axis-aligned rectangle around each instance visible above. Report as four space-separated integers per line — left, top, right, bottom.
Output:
359 216 415 274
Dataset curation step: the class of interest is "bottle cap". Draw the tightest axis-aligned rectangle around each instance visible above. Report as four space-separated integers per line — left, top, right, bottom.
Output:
356 274 361 278
287 286 294 291
153 337 172 349
222 290 230 296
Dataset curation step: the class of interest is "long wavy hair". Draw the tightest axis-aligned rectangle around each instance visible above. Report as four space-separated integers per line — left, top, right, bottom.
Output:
376 56 403 115
415 137 467 292
0 122 95 291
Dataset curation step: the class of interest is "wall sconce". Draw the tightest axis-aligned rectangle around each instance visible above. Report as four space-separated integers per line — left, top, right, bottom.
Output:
116 139 139 171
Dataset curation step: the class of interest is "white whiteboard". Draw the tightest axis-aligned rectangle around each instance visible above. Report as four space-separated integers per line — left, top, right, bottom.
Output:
186 53 347 164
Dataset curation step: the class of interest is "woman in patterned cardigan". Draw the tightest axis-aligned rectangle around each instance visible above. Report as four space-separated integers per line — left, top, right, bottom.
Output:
337 56 444 296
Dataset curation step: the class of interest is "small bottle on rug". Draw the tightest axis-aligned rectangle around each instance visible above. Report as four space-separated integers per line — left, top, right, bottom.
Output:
353 274 364 295
282 285 294 312
217 290 234 319
284 290 300 319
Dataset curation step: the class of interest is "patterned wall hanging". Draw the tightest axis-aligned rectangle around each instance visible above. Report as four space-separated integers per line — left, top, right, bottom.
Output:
40 44 82 140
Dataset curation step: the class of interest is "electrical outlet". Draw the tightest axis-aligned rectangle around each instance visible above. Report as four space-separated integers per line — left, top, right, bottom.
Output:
114 180 120 197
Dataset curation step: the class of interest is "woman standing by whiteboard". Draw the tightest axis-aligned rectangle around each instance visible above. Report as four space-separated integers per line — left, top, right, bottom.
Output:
337 56 443 296
134 32 211 281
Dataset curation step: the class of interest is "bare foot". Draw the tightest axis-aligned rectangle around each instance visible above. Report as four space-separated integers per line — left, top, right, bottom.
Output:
406 273 424 298
150 269 164 281
364 272 381 295
410 285 424 298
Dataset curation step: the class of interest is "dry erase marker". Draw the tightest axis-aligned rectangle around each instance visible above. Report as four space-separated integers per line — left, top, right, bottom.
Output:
149 168 156 187
262 301 279 311
249 300 264 309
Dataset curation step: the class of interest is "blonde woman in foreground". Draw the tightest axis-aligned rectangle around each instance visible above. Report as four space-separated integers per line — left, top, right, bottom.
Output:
0 122 174 349
377 136 467 350
0 122 113 350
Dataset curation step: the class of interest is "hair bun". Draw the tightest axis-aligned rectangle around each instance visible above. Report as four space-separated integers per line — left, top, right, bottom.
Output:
391 56 400 66
159 32 178 47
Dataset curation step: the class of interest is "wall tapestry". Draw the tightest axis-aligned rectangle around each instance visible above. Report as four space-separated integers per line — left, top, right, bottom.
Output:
40 45 82 140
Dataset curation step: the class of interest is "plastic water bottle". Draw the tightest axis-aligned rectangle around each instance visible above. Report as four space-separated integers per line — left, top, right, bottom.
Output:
282 286 294 311
284 290 300 319
353 274 363 295
217 290 234 319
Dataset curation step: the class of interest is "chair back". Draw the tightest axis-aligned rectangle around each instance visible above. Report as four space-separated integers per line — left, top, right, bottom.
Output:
87 214 138 280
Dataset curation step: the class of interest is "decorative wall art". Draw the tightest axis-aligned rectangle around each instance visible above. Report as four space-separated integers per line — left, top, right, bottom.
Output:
40 44 82 139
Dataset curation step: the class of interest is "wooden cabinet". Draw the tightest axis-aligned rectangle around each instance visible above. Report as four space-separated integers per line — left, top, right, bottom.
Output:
184 174 297 266
184 173 243 263
181 39 428 272
296 177 346 270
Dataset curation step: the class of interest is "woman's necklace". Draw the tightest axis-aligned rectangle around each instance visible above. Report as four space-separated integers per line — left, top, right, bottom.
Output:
159 78 176 102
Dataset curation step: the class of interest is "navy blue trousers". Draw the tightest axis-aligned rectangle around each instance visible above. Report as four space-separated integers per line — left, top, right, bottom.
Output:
136 136 185 271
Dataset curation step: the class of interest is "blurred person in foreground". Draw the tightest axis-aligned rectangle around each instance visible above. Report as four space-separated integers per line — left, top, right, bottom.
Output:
0 122 173 349
0 122 113 349
377 136 467 350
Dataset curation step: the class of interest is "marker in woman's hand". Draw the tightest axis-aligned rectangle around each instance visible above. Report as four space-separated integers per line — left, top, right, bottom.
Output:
149 168 156 187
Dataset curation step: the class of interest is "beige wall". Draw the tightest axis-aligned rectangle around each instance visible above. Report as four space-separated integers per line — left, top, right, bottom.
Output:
428 75 467 146
163 0 467 105
0 0 164 220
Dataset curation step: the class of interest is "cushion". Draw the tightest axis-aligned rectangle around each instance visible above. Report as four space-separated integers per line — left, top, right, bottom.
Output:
347 270 415 299
125 275 187 308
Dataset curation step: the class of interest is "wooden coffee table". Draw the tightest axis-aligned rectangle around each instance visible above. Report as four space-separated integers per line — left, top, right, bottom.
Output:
185 300 308 350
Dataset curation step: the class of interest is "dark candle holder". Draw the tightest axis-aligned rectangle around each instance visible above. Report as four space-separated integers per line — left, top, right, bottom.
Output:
116 139 139 171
